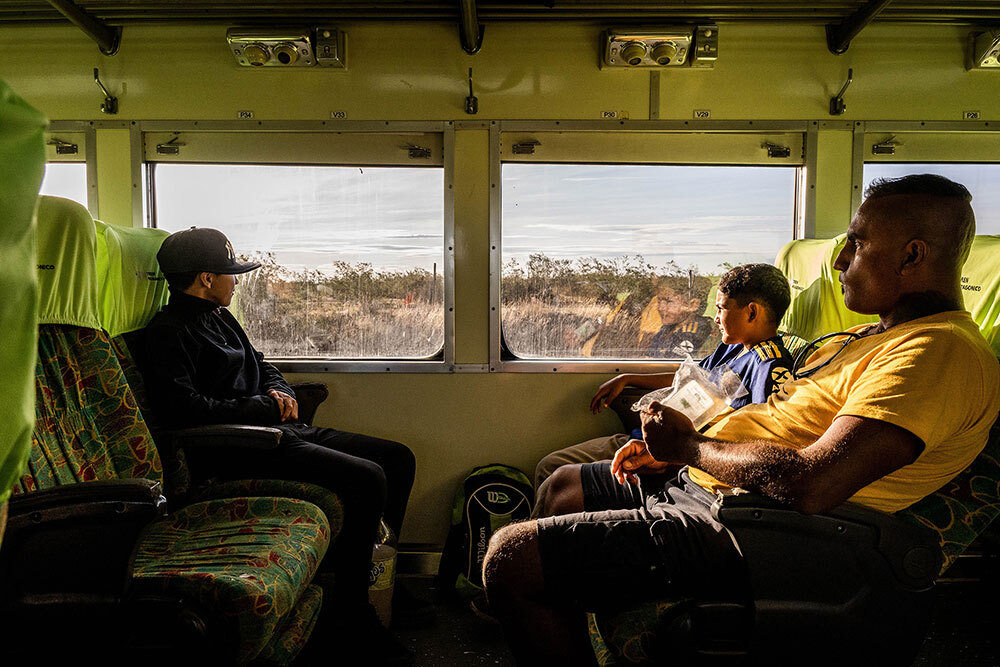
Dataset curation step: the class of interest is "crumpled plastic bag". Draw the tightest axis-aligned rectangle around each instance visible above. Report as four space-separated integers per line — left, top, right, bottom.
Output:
631 356 749 431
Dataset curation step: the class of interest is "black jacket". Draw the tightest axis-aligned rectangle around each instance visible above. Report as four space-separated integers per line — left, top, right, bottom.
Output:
141 290 294 428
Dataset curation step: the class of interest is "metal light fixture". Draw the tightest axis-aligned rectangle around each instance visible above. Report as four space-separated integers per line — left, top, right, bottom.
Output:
602 25 718 69
967 30 1000 69
226 27 346 68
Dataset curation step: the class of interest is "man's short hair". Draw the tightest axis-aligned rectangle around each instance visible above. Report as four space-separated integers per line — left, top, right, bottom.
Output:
864 173 975 266
164 271 201 292
718 263 791 325
864 173 972 202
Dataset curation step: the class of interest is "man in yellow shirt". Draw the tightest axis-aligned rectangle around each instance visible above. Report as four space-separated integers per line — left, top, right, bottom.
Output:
481 174 1000 667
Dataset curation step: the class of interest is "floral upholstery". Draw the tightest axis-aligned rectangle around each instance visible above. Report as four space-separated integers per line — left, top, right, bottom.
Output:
193 479 344 546
13 326 162 493
14 324 332 665
251 584 324 667
131 496 330 664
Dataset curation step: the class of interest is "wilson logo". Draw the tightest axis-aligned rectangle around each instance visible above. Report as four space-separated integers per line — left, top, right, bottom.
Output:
486 491 510 504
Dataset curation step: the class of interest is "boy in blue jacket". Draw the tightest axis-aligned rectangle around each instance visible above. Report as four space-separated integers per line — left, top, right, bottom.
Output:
534 263 793 491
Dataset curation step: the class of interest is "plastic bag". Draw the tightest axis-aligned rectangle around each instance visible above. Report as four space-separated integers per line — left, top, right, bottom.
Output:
631 356 748 431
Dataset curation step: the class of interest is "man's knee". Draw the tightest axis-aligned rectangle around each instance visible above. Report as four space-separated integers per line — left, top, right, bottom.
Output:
538 465 584 517
482 520 542 607
534 451 563 490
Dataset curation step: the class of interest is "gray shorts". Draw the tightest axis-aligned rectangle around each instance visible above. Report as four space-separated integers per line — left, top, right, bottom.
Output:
536 465 748 611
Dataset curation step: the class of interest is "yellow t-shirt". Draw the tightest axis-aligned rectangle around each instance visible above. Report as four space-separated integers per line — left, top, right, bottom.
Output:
687 311 1000 512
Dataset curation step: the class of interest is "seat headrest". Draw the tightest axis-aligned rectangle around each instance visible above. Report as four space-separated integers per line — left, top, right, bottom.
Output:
95 220 170 337
35 195 101 329
960 235 1000 356
775 234 876 341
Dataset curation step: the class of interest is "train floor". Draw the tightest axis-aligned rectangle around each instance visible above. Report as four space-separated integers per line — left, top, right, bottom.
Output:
393 575 999 667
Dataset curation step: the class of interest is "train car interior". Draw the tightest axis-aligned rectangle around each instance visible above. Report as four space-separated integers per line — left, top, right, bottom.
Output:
1 1 1000 665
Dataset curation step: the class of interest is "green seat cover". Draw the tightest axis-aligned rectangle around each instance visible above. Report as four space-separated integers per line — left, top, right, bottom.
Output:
0 80 45 505
95 220 170 337
35 196 102 329
959 235 1000 356
774 235 876 342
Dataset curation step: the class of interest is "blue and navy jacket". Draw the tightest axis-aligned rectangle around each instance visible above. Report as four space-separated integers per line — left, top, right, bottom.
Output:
629 335 793 439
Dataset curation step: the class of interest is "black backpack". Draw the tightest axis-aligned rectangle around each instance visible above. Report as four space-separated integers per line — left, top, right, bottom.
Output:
437 464 534 598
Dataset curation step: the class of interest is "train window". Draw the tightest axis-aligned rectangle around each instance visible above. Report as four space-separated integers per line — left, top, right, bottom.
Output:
39 162 88 208
498 130 803 363
862 163 1000 234
144 129 448 362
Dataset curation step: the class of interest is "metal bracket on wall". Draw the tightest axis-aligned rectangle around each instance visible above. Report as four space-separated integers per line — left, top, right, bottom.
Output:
94 68 118 115
830 68 853 115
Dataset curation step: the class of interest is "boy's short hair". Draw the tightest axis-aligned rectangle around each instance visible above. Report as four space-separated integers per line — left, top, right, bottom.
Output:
164 271 201 292
718 263 791 325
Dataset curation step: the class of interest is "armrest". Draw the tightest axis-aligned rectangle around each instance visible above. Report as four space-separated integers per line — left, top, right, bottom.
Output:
290 382 329 426
1 480 167 606
163 424 282 450
711 489 941 588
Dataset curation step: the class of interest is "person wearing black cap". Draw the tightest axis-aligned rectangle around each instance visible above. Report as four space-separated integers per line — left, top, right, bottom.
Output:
140 227 420 666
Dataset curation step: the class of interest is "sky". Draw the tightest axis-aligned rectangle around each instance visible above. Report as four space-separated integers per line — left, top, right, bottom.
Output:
40 161 1000 276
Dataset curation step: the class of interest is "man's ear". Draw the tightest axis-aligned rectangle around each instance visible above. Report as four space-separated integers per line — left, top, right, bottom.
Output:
199 271 214 289
746 302 759 323
687 297 701 312
900 239 929 274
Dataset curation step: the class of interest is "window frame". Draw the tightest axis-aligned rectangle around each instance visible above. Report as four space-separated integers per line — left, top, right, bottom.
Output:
138 121 457 373
45 122 97 217
489 120 812 373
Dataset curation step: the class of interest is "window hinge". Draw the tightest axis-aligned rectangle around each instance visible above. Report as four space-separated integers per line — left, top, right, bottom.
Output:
156 136 185 155
47 138 79 155
511 140 541 155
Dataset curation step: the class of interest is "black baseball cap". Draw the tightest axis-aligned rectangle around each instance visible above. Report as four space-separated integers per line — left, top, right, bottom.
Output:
156 227 261 275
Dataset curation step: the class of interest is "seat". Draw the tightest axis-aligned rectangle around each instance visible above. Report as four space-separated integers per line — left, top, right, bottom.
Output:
91 216 331 506
593 236 1000 666
0 196 334 665
0 78 46 540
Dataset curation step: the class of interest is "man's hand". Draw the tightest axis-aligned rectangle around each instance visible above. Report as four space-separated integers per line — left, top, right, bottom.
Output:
610 439 671 485
590 375 629 414
640 401 697 462
268 389 299 423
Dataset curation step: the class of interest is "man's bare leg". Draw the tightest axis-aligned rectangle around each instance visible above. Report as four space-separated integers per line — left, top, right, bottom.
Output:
482 520 597 667
532 464 586 518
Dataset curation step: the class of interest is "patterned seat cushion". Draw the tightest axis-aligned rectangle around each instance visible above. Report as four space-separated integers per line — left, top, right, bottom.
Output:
251 583 324 667
15 326 162 494
131 496 330 664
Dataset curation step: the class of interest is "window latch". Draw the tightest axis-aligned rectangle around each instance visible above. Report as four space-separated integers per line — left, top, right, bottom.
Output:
511 140 541 155
762 142 791 159
871 136 898 156
407 145 432 159
47 138 79 155
156 136 185 155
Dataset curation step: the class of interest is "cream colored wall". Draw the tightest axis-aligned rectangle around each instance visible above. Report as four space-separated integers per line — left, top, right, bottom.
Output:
2 20 997 543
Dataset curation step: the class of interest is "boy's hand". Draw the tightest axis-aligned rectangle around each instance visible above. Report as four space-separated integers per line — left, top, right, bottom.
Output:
590 374 629 414
610 439 671 485
640 401 697 462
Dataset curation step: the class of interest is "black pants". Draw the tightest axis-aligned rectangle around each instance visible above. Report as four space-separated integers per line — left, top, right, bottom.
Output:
186 424 416 610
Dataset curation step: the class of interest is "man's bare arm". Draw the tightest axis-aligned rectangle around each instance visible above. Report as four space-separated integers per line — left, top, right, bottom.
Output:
641 402 924 514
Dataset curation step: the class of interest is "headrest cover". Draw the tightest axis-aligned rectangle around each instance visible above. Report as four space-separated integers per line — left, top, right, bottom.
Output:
960 235 1000 355
96 221 170 337
35 196 101 329
0 78 46 504
775 234 876 341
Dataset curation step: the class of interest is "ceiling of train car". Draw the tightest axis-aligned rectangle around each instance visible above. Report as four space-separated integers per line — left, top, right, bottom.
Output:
1 1 999 24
